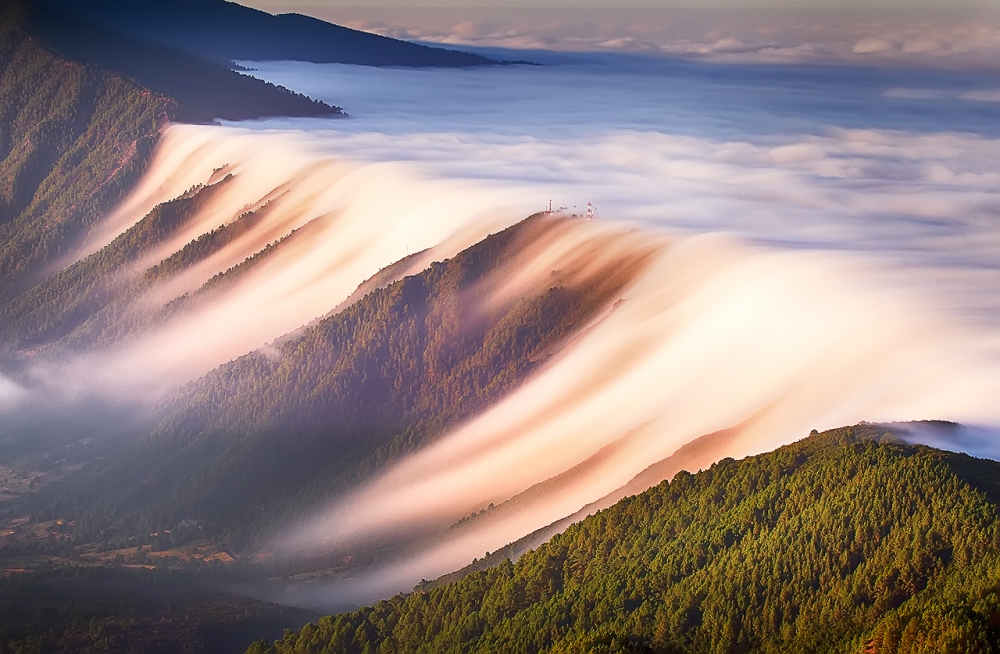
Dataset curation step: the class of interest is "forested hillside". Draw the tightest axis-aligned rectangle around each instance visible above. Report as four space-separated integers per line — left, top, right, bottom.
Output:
256 425 1000 654
0 176 236 350
30 216 646 550
0 0 171 297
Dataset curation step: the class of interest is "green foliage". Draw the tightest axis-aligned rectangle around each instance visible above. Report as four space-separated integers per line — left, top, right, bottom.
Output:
31 217 637 549
257 427 1000 654
0 3 171 297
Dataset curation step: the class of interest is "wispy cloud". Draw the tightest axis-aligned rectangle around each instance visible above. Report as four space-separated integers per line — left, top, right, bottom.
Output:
0 374 27 412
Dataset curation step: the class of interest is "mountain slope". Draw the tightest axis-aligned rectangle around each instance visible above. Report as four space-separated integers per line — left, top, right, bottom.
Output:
256 425 1000 654
0 0 340 303
0 1 172 298
0 175 235 350
40 0 501 68
30 215 652 549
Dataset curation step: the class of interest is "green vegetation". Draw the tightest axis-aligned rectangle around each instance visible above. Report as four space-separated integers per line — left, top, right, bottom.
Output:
30 216 641 550
0 0 171 298
255 426 1000 654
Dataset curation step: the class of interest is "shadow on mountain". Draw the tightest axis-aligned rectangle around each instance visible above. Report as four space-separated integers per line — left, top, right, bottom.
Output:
27 2 342 123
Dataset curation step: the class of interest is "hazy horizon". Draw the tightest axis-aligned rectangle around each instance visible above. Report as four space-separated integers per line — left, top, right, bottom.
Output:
235 4 1000 73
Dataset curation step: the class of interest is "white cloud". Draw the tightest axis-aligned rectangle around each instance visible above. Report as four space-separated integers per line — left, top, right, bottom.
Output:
11 46 1000 602
852 36 895 53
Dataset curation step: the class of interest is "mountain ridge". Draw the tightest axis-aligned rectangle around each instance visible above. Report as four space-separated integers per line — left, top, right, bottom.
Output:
26 1 343 123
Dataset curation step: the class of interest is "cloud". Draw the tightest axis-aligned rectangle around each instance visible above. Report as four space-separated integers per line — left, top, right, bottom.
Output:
0 374 27 412
962 90 1000 102
26 53 998 412
276 228 1000 602
173 59 1000 601
852 37 895 54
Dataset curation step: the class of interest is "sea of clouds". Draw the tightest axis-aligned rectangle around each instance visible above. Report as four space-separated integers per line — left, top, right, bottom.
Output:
210 45 1000 602
242 53 1000 325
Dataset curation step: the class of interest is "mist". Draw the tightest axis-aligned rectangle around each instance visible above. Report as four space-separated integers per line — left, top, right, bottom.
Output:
271 230 1000 604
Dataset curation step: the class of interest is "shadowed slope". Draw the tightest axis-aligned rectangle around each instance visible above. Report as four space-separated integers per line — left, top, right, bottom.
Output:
0 1 171 297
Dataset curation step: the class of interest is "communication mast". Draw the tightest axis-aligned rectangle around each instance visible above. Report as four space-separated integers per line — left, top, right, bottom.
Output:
586 202 597 221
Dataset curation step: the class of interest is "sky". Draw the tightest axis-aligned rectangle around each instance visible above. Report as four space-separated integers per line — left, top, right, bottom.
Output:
248 1 995 9
239 3 1000 70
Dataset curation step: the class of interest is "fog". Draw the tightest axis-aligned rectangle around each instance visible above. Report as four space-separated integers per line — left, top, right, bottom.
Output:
25 125 532 400
246 56 1000 321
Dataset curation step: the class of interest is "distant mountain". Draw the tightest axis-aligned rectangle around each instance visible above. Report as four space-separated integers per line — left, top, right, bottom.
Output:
39 0 502 68
257 425 1000 654
27 2 342 123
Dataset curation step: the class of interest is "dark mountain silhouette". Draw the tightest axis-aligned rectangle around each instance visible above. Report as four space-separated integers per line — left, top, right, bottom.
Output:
27 2 342 123
39 0 503 68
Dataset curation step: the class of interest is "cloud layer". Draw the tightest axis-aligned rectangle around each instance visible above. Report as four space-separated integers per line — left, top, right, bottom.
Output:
230 55 1000 602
